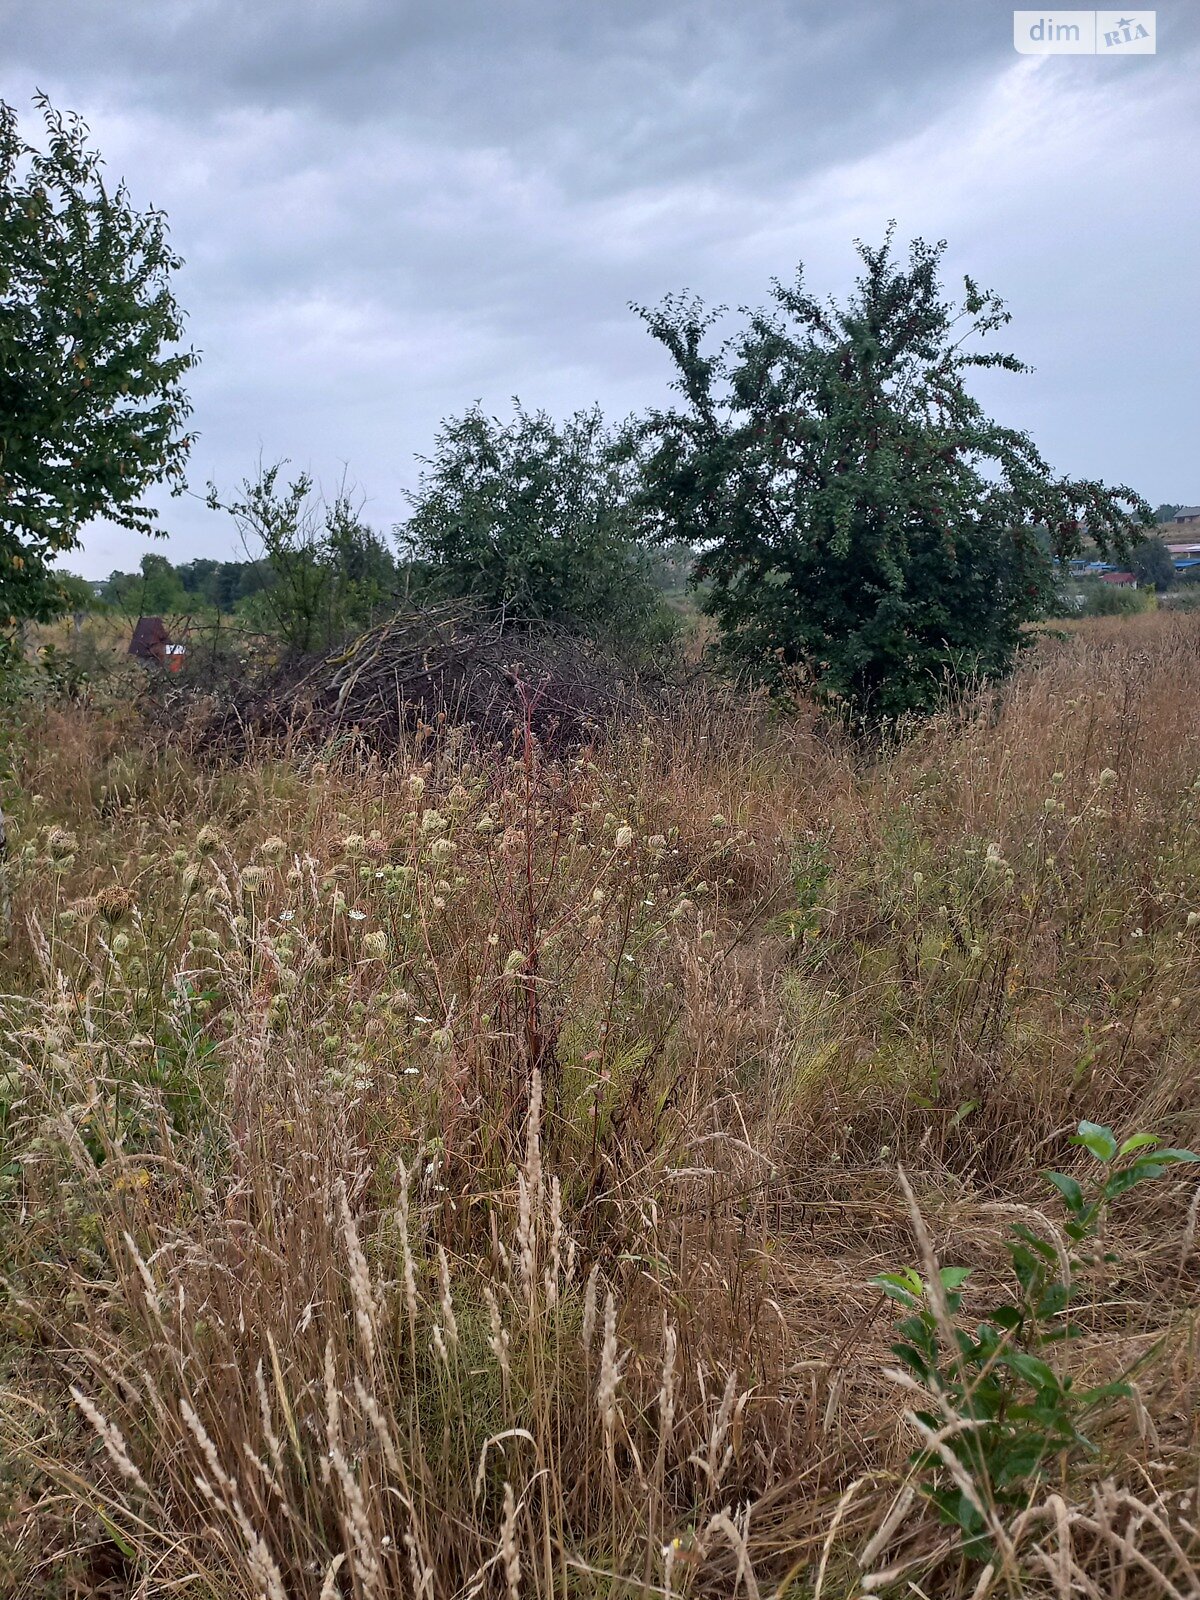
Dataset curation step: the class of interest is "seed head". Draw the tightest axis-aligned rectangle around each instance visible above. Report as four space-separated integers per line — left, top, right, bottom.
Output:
45 825 78 862
95 885 135 924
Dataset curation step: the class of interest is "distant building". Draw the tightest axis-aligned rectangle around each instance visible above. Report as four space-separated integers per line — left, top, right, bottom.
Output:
1174 506 1200 525
1098 571 1137 587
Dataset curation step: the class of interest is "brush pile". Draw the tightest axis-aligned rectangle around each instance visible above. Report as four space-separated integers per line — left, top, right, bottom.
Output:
172 602 681 755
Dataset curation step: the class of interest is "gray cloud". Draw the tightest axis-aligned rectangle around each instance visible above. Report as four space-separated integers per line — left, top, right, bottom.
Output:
3 0 1198 574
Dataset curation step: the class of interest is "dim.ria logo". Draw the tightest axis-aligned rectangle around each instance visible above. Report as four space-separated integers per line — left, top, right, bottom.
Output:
1013 11 1156 54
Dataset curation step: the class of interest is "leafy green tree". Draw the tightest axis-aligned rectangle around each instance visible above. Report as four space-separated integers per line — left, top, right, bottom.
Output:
210 465 398 654
104 552 190 615
403 402 673 654
0 95 196 623
637 233 1149 722
1153 503 1182 524
1128 534 1175 592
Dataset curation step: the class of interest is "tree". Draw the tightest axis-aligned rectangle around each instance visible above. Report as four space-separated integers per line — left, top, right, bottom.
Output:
402 402 673 655
0 95 196 624
104 552 190 615
637 232 1150 722
210 465 399 655
1128 534 1175 592
1153 504 1182 524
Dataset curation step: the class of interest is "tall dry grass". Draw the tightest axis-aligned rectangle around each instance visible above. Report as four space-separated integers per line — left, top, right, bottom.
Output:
1 612 1199 1596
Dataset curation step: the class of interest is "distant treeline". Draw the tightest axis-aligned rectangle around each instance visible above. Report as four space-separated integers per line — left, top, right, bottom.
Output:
97 554 274 614
93 515 698 663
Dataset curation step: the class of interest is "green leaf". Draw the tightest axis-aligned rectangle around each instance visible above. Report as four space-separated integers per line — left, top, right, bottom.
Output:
1117 1132 1159 1157
939 1266 973 1291
1003 1351 1060 1389
1074 1121 1117 1162
1045 1170 1084 1212
872 1268 922 1308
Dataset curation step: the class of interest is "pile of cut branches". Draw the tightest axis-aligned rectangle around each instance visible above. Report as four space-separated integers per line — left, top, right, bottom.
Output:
168 602 680 757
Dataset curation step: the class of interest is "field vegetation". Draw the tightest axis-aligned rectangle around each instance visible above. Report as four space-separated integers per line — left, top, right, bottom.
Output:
2 611 1199 1598
4 92 1198 1598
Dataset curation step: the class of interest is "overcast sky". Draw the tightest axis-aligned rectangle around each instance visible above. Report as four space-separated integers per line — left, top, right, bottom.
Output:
5 0 1198 577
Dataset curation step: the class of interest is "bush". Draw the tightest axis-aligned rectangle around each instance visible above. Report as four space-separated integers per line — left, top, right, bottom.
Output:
876 1122 1199 1561
1070 580 1153 617
403 402 676 659
209 466 401 655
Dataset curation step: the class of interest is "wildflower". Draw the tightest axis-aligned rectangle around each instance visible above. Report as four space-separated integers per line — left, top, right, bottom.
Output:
429 836 456 862
240 866 267 893
111 932 131 956
710 814 728 829
1099 768 1118 787
114 1167 151 1193
647 833 667 851
195 825 221 856
45 825 78 863
615 824 634 850
260 835 286 861
95 886 135 925
347 908 366 922
408 773 426 799
504 949 527 974
420 809 446 837
342 833 365 856
362 930 388 959
912 870 923 887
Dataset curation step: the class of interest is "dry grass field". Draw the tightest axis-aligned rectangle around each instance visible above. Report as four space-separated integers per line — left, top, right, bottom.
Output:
2 612 1199 1598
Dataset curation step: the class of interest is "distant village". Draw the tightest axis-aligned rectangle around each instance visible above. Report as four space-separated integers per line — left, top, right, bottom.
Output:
1067 504 1200 591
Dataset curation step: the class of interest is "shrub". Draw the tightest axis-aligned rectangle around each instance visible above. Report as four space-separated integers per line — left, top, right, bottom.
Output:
875 1122 1199 1560
403 402 675 658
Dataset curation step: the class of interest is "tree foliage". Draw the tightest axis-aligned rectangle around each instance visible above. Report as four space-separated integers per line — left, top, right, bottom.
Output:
1127 534 1175 592
0 95 196 622
637 232 1149 721
209 466 399 655
403 402 673 655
